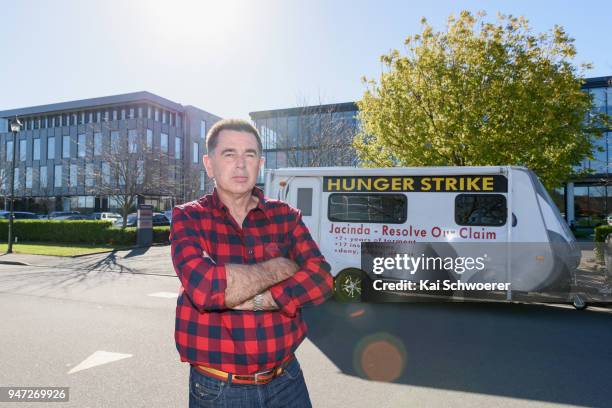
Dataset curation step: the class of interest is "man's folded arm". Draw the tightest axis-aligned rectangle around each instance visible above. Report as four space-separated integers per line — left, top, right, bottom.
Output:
269 211 333 317
171 206 228 313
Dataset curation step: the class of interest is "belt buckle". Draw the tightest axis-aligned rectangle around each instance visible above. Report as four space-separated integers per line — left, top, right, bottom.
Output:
253 368 273 384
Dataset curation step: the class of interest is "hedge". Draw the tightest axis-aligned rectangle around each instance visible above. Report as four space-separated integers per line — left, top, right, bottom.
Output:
594 225 612 243
0 220 170 246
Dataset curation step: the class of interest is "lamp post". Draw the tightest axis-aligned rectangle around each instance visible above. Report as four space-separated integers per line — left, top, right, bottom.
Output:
7 116 22 254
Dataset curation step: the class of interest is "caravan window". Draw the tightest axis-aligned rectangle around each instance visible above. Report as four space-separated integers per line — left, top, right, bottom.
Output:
297 188 313 216
455 194 506 226
328 193 406 223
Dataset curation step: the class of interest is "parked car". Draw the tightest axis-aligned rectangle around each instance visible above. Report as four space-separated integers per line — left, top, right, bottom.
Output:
49 211 80 219
607 214 612 226
163 210 173 224
37 214 49 219
113 212 170 227
54 214 93 220
0 211 39 220
92 212 122 221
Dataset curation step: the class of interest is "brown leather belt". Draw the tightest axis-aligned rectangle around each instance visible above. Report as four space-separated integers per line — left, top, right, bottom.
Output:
193 354 294 385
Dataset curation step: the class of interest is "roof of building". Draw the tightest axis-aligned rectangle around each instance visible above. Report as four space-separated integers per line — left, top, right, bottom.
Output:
0 91 185 118
582 76 612 89
249 102 357 120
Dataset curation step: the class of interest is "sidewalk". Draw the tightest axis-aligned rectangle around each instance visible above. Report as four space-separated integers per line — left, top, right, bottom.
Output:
0 245 175 276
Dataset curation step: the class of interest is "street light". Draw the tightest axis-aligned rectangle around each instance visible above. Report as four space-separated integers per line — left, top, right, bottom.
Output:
7 116 22 254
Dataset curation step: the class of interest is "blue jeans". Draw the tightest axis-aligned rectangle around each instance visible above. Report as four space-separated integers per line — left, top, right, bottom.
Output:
188 358 312 408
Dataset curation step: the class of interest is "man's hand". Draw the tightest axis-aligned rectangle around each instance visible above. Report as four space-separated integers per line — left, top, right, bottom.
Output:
232 290 279 311
224 257 299 308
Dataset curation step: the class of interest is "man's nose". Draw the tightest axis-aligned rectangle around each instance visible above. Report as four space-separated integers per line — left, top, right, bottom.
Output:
235 155 246 168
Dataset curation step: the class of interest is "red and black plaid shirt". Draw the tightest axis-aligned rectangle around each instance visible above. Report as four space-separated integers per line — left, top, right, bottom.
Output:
171 187 332 374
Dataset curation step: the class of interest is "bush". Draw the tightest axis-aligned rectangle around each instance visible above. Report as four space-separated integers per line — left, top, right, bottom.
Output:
593 225 612 261
594 225 612 243
153 226 170 243
0 220 170 246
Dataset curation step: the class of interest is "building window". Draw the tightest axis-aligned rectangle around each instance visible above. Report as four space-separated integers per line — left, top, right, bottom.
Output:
121 109 126 120
161 133 168 153
112 110 118 121
128 129 138 153
146 129 153 149
47 137 55 160
129 107 135 119
40 166 47 188
147 106 152 119
62 136 71 158
137 160 144 184
78 134 86 158
94 132 102 156
85 163 94 187
138 106 143 118
19 139 26 161
102 162 110 185
26 167 33 189
162 111 167 124
88 112 93 123
111 131 120 153
96 111 101 122
54 165 62 187
70 164 78 187
200 120 206 139
155 108 160 122
175 137 181 159
200 171 206 191
33 138 40 161
193 142 199 163
43 117 48 128
6 140 13 161
14 167 20 190
71 113 77 125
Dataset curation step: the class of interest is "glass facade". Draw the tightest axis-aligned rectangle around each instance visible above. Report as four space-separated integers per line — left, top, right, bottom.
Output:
570 82 612 227
252 104 359 183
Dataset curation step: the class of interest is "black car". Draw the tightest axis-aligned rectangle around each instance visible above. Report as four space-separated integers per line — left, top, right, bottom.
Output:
0 211 39 220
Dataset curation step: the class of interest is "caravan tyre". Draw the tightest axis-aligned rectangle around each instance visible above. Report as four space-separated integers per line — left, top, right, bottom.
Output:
334 269 363 303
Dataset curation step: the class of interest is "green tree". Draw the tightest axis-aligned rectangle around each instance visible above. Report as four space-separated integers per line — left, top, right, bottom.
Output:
355 11 608 190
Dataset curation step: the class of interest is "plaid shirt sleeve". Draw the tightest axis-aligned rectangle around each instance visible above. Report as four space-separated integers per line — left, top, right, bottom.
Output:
170 205 227 312
269 208 333 317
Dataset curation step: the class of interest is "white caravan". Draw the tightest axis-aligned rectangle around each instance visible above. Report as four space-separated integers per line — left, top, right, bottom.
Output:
264 166 582 306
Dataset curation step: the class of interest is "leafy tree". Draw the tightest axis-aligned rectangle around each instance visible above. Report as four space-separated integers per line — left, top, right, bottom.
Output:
355 11 608 189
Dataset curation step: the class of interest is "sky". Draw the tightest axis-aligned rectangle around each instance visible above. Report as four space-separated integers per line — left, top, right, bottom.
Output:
0 0 610 120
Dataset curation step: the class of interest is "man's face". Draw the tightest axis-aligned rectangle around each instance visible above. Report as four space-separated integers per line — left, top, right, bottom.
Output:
203 130 264 196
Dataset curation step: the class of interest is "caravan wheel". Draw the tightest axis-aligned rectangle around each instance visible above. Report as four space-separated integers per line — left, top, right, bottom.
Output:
334 269 363 303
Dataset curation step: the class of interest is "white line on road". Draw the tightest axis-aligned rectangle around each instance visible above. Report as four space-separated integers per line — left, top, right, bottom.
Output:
68 351 133 374
147 292 178 298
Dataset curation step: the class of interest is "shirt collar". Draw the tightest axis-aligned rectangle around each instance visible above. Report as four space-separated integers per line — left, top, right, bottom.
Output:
211 186 269 219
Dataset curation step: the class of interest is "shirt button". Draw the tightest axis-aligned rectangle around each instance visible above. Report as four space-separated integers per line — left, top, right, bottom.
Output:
248 249 254 255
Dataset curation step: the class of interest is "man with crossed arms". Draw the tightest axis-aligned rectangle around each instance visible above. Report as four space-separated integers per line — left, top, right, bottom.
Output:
171 118 333 407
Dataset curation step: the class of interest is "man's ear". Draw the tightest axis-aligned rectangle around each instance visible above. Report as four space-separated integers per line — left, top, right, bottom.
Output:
203 154 214 179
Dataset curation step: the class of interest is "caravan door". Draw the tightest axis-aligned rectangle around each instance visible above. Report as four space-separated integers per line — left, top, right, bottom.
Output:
286 177 322 242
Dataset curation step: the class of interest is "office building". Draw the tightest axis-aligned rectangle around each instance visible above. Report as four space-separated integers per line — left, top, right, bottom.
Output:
0 91 220 213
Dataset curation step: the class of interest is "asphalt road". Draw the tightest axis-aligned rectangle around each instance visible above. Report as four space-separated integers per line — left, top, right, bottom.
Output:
0 249 611 407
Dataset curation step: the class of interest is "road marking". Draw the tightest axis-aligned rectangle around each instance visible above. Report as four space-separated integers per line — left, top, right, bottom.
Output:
68 351 133 374
148 292 178 298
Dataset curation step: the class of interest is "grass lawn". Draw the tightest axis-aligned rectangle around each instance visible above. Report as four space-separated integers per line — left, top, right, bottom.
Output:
0 242 122 257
